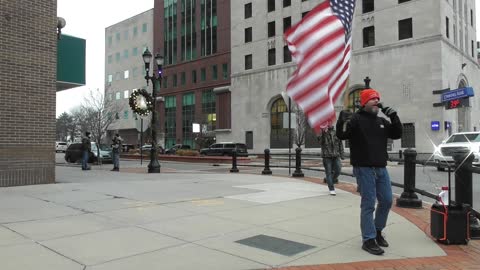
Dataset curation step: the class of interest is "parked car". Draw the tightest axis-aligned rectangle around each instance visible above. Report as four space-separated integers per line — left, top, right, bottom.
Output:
65 142 113 163
200 143 248 157
140 144 164 154
165 144 191 154
56 141 68 153
433 132 480 171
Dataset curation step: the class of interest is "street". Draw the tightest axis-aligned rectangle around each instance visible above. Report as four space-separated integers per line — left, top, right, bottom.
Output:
55 153 480 211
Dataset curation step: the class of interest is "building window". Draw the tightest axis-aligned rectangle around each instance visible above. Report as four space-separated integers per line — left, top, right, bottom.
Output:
181 72 186 86
472 40 475 58
116 92 121 100
244 3 252 19
173 74 178 87
181 0 197 62
268 0 275 12
363 0 374 13
245 54 253 70
401 123 415 148
268 48 276 66
142 23 147 32
132 47 138 56
471 9 474 26
124 30 128 40
398 0 411 3
163 76 168 88
108 94 113 101
283 0 291 8
116 52 120 62
132 67 138 77
245 27 252 43
108 36 112 46
283 46 292 63
201 68 206 81
115 72 121 81
398 18 413 40
116 32 120 41
192 70 197 83
268 21 275 38
182 92 195 148
283 17 291 32
363 26 375 47
108 55 112 64
200 0 217 57
124 90 129 99
445 17 449 39
222 63 228 79
107 74 113 83
212 65 218 80
164 96 177 149
133 26 138 37
202 89 216 131
124 70 129 79
124 49 129 59
453 23 457 45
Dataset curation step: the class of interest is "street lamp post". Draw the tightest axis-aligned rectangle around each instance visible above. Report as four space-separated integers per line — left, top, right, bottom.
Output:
142 48 164 173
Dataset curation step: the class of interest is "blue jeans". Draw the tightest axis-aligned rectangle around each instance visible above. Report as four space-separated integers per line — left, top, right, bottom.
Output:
323 157 341 190
113 151 120 169
353 166 393 242
82 150 89 170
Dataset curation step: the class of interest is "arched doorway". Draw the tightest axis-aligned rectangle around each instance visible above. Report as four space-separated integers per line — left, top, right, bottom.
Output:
457 79 470 132
270 98 291 148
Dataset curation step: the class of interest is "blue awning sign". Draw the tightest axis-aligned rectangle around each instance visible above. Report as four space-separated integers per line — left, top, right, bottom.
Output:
441 87 474 102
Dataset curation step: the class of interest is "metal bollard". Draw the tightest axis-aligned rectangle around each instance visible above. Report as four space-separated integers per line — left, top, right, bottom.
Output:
230 149 239 173
262 149 272 175
292 147 304 177
396 148 422 208
399 149 403 160
453 150 480 238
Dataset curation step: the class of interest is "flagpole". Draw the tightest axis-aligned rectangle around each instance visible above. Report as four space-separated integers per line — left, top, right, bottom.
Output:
288 97 292 175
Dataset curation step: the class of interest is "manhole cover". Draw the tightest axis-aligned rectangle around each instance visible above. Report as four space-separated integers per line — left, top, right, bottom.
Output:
235 234 315 256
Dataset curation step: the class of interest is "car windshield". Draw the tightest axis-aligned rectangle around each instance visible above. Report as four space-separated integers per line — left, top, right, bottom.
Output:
99 144 111 151
446 133 480 143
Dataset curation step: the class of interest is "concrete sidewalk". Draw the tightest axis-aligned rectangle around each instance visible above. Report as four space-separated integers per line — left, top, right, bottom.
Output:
0 166 475 270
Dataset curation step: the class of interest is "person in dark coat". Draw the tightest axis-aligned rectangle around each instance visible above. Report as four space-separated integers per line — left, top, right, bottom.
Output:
336 89 402 256
111 133 123 171
319 126 344 196
81 132 92 170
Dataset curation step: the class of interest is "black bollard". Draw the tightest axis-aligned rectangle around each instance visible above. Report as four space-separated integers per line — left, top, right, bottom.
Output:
262 149 272 175
396 148 422 208
453 150 480 239
292 147 304 177
230 149 239 173
399 149 403 160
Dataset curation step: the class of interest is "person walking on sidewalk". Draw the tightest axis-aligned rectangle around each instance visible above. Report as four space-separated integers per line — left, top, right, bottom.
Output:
319 125 344 196
336 89 402 256
81 132 92 171
111 133 123 171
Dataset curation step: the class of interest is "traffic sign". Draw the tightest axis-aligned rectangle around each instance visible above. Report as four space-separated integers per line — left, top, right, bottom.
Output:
441 87 474 102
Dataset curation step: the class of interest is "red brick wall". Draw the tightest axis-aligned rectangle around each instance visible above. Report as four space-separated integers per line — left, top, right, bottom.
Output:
0 0 57 186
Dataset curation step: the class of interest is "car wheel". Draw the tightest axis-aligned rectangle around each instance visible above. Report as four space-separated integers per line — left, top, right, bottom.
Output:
66 156 71 163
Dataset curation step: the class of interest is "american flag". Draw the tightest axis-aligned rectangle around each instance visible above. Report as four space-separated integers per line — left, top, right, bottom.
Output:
284 0 356 133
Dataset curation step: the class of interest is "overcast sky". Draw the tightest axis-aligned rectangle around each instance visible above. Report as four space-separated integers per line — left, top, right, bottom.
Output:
56 1 480 117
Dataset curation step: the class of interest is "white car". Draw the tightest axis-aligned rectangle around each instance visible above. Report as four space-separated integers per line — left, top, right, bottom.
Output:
433 132 480 171
56 141 68 153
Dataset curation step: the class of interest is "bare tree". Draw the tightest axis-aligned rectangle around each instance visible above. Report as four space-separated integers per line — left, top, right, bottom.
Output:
293 105 308 148
56 112 73 141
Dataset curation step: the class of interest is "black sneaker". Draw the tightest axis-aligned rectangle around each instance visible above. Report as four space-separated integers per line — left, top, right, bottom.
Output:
362 239 384 255
376 231 389 247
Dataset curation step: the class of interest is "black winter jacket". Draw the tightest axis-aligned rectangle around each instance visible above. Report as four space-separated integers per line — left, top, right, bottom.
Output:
336 110 402 167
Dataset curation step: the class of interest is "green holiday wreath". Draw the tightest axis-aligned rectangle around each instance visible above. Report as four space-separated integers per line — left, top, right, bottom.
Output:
129 89 153 116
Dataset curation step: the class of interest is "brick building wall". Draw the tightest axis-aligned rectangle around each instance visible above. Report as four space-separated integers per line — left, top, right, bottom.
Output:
0 0 57 186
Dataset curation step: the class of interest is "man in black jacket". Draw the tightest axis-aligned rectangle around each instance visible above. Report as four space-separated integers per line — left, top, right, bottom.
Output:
81 132 92 171
336 89 402 256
